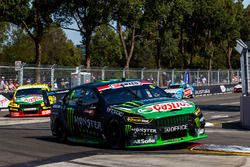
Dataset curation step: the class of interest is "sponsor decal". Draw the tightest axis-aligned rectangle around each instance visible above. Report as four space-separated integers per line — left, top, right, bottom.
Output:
107 107 124 117
0 95 10 108
131 127 157 134
23 107 37 111
110 81 141 89
125 125 132 135
195 89 210 94
21 96 43 103
67 108 74 132
138 102 192 113
74 116 102 130
220 85 226 93
184 88 192 97
132 137 156 145
163 124 188 133
42 110 51 115
98 81 150 92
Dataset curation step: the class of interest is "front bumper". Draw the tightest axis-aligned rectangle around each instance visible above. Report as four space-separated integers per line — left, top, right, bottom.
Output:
125 115 207 148
126 133 208 148
9 105 51 117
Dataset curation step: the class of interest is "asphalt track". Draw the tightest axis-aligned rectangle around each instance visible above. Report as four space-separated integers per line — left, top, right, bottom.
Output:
1 93 250 167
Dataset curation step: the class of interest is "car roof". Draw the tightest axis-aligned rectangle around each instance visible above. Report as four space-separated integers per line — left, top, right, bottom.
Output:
73 79 152 89
16 84 49 90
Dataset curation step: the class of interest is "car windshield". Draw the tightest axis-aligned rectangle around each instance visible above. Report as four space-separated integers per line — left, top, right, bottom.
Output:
15 88 44 98
101 84 170 105
169 85 182 89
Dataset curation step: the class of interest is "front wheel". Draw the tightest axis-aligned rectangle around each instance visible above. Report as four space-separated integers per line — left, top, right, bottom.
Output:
56 121 67 143
106 119 124 149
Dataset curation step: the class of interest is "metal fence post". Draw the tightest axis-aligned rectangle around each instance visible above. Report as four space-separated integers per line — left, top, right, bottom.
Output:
217 70 220 85
123 68 126 79
157 69 160 86
102 66 107 80
51 64 55 90
208 70 210 85
141 68 145 80
171 69 175 84
197 70 200 86
76 66 81 85
19 63 25 86
228 70 230 84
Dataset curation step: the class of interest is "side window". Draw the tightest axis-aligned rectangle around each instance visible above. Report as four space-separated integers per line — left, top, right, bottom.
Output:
78 88 98 105
66 89 82 106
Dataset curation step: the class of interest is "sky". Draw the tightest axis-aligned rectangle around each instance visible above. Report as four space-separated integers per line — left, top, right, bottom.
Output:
64 0 250 45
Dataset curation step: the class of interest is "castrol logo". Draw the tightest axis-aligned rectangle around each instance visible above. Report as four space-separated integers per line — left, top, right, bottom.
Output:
138 102 192 113
22 96 43 103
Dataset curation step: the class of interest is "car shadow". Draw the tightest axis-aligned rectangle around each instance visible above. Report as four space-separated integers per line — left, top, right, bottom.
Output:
198 105 240 112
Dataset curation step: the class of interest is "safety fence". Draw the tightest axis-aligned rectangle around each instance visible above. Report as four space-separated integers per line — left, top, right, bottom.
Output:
0 64 240 90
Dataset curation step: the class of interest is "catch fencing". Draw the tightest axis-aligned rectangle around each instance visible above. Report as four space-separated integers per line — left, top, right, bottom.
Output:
0 63 240 90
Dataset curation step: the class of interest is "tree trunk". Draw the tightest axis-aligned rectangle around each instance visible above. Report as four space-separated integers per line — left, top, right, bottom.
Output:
180 26 185 68
227 47 233 70
35 39 42 83
117 22 128 67
84 31 92 68
117 21 136 69
125 28 136 69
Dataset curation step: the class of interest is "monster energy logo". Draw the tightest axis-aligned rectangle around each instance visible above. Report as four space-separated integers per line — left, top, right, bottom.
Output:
67 108 74 131
125 125 132 135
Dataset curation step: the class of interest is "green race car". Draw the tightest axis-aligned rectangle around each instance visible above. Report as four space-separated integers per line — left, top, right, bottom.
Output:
50 79 207 148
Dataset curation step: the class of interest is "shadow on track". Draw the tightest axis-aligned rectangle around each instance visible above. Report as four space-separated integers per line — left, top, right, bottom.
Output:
8 135 200 167
199 105 240 112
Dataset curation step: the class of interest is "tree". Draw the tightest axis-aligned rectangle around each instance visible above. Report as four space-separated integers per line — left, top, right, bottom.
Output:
0 22 9 62
0 0 62 82
54 0 115 68
2 25 82 66
110 0 144 69
91 25 122 67
42 26 82 66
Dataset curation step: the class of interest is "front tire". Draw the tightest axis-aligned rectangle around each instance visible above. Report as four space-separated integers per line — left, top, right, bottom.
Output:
106 119 124 149
56 121 67 143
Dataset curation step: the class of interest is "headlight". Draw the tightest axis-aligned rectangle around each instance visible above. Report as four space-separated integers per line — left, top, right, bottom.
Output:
124 116 153 124
193 107 201 116
8 102 19 107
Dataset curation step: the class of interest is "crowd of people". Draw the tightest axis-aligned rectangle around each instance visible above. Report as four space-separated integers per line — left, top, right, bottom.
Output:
0 76 19 91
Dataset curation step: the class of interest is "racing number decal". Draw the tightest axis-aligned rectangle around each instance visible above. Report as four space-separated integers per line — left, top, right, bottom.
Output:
67 108 74 132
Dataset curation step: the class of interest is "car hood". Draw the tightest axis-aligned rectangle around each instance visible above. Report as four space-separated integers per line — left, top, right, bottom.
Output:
15 95 43 105
165 88 182 94
112 97 196 119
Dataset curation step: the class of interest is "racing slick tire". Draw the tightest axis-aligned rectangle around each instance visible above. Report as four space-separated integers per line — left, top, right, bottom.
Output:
55 121 67 143
106 118 125 149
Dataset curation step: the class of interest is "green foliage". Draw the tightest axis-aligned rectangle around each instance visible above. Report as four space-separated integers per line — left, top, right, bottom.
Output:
91 25 122 67
1 0 250 70
1 25 81 66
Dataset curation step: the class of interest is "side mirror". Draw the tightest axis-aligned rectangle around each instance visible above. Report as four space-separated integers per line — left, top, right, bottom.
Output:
48 96 56 105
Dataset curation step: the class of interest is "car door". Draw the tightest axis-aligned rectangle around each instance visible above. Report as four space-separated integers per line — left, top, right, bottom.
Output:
74 87 103 139
63 88 82 136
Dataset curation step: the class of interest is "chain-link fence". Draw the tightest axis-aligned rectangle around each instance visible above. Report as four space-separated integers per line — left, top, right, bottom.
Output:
0 63 240 91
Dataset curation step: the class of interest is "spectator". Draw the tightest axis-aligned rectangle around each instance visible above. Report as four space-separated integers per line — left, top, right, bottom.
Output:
8 79 16 91
4 80 9 91
202 76 207 85
13 80 19 88
0 76 5 90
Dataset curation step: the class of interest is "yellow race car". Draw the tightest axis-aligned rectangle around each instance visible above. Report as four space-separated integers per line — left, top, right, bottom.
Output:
8 84 56 117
